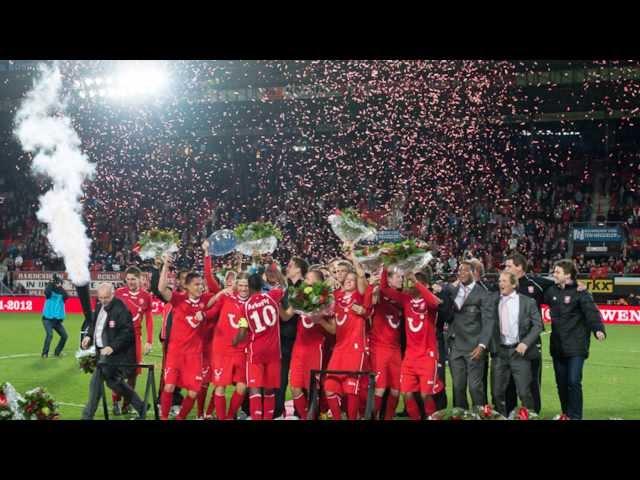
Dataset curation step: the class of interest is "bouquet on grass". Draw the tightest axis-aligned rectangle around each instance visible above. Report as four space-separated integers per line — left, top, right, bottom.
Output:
429 407 479 420
288 280 334 322
328 208 377 244
0 382 25 420
378 239 433 275
75 346 97 374
508 407 540 420
473 404 507 420
18 387 59 420
135 228 181 261
234 222 282 257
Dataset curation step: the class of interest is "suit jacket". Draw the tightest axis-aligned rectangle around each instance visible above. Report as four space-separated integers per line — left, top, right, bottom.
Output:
86 297 136 374
488 293 543 360
444 282 496 357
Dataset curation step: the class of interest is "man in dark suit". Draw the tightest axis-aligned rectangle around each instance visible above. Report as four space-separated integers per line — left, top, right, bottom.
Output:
80 283 146 420
443 261 496 409
489 271 543 416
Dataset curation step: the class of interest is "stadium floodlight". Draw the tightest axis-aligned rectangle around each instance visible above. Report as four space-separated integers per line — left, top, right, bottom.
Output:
75 61 170 102
109 61 169 100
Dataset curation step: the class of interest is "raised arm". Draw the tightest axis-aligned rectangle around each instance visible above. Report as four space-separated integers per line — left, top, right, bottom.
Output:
157 257 173 303
202 240 221 294
345 242 368 295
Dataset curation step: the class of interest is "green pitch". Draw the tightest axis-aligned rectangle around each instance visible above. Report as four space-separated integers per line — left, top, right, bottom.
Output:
1 313 639 420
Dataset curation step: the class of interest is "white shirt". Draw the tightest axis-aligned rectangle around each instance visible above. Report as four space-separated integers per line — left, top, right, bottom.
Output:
95 305 108 348
455 281 475 310
499 291 520 345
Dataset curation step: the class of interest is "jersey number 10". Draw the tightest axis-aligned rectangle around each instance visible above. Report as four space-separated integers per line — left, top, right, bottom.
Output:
249 305 278 333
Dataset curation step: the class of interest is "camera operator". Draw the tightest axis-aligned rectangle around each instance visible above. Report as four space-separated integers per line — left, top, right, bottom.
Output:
41 274 69 358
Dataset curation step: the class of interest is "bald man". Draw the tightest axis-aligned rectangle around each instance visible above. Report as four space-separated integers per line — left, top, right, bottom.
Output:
81 283 146 420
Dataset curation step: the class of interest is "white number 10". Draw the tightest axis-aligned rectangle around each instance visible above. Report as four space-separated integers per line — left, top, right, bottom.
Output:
250 305 278 333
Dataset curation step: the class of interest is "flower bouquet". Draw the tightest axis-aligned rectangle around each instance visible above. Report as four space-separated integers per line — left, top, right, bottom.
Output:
75 346 97 374
353 244 386 274
508 407 540 420
288 280 334 322
234 222 282 257
0 382 25 420
379 239 433 275
19 387 60 420
429 407 479 420
473 404 507 420
328 208 377 244
135 228 181 261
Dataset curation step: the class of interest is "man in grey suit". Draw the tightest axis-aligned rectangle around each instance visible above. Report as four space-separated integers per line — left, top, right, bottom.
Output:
444 261 496 409
489 271 543 416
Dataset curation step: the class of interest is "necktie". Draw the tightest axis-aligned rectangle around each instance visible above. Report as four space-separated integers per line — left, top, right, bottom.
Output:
458 286 469 309
500 297 511 340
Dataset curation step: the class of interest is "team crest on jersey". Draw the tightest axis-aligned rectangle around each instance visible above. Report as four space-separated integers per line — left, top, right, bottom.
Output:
528 286 535 294
408 317 424 333
386 315 400 329
139 299 144 305
564 296 571 304
214 369 222 379
108 321 115 328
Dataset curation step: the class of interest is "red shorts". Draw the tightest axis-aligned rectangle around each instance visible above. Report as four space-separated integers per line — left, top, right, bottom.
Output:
370 346 401 391
400 353 443 395
247 359 281 389
212 351 247 387
164 352 203 393
324 349 369 395
290 344 324 390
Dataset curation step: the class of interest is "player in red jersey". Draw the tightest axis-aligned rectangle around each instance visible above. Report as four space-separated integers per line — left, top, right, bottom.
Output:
195 240 222 419
328 258 353 291
112 266 154 416
363 268 404 420
380 267 443 420
157 257 216 420
324 268 370 420
289 269 336 420
233 273 286 420
202 272 251 420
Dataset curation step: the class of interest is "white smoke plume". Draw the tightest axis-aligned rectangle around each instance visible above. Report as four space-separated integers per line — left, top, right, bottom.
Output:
14 63 95 286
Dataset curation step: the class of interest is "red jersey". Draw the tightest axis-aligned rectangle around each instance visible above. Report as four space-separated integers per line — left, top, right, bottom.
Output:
244 289 284 364
115 287 154 343
333 289 368 353
203 255 221 294
207 293 249 355
295 314 327 350
167 291 214 357
364 284 403 351
380 270 440 361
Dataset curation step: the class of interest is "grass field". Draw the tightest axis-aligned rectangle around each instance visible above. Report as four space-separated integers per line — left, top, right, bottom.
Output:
1 313 639 420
